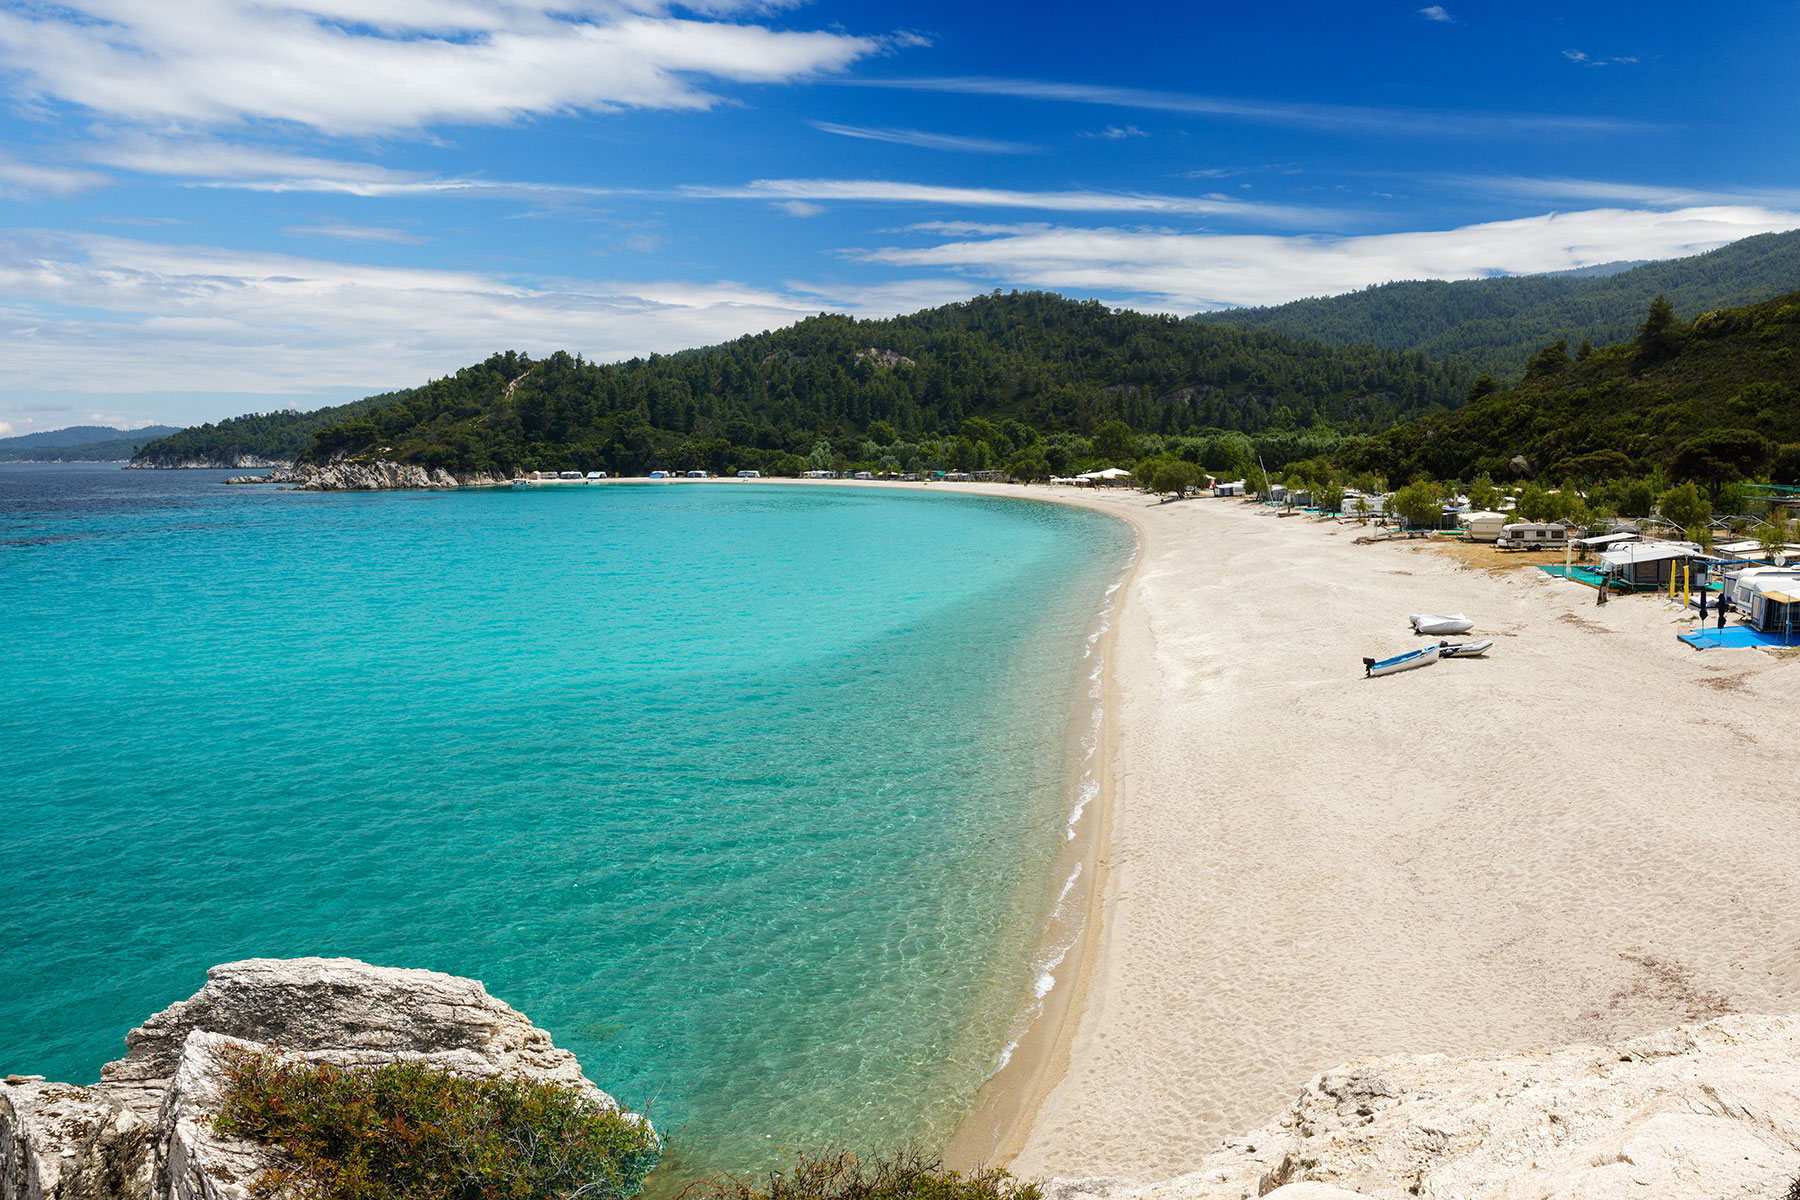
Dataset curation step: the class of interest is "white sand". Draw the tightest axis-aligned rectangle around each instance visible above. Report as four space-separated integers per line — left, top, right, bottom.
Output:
975 488 1800 1181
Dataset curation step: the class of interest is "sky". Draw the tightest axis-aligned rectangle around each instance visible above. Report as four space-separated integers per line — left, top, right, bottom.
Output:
1 0 1799 430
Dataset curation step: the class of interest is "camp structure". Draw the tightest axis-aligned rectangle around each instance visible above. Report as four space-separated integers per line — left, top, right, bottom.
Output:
1075 467 1134 487
1496 522 1570 550
1598 541 1707 589
1459 511 1510 543
1214 479 1247 497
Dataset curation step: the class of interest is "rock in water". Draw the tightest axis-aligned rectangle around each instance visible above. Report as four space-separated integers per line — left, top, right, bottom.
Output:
0 958 623 1200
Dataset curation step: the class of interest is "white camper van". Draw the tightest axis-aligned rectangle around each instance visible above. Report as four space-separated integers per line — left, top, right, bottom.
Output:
1496 522 1568 550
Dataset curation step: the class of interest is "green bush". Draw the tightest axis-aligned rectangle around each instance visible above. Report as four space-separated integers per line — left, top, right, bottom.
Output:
686 1150 1040 1200
213 1050 660 1200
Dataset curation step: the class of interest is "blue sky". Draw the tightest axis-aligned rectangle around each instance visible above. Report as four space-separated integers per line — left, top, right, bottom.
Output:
1 0 1798 430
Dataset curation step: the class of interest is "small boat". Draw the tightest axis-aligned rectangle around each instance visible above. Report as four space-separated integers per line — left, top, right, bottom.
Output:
1437 639 1493 658
1363 643 1441 677
1409 613 1474 635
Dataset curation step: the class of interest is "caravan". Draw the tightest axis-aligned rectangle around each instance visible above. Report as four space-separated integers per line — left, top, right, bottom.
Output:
1495 522 1569 550
1459 511 1509 543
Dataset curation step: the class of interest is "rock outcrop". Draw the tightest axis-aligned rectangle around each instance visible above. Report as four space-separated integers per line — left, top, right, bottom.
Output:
290 461 512 490
0 958 621 1200
124 458 291 470
1053 1013 1800 1200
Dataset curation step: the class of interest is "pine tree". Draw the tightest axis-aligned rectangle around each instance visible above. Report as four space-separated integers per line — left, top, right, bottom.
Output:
1635 295 1684 364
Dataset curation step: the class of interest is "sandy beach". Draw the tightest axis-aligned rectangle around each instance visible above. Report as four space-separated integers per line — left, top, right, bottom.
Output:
911 484 1800 1182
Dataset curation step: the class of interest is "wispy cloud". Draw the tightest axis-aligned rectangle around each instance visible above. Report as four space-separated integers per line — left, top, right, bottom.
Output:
1082 125 1149 140
1444 174 1800 208
679 178 1332 223
87 138 421 185
809 121 1039 154
0 154 109 197
0 2 896 135
849 206 1800 309
1418 6 1455 22
283 223 427 244
847 76 1652 137
1563 49 1639 66
0 231 974 397
773 200 826 217
187 169 1335 223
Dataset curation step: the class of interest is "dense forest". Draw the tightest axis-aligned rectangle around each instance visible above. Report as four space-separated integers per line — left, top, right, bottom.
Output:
0 424 181 462
1192 229 1800 378
1334 291 1800 490
278 291 1466 477
131 398 391 466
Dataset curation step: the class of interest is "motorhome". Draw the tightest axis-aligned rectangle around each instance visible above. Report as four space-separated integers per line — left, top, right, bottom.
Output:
1496 522 1569 549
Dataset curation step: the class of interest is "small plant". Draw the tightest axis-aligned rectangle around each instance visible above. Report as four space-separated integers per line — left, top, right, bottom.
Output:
685 1149 1041 1200
213 1049 660 1200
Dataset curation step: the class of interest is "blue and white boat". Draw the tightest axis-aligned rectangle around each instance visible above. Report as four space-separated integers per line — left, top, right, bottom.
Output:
1363 643 1441 678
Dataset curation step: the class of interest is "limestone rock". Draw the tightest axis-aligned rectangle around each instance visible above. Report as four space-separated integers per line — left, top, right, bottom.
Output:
3 958 621 1200
0 1081 148 1200
290 461 510 490
1095 1013 1800 1200
102 958 607 1121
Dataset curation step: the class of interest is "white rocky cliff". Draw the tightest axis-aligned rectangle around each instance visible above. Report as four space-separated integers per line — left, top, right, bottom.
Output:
1052 1013 1800 1200
0 958 621 1200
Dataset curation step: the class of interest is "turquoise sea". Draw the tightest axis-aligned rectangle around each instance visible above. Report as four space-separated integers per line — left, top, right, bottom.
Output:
0 464 1130 1181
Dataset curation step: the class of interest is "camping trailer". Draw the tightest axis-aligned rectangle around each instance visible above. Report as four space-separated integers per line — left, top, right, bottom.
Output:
1459 511 1510 542
1496 522 1569 549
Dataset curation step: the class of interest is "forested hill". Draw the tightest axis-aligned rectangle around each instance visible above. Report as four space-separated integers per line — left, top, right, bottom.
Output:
131 397 392 467
1191 228 1800 378
298 291 1466 477
0 424 181 462
1340 292 1800 486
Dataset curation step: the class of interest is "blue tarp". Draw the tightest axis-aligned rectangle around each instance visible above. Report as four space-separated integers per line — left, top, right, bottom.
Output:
1678 625 1800 649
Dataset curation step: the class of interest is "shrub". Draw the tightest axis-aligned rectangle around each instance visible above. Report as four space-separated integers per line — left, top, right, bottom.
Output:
213 1049 660 1200
686 1150 1040 1200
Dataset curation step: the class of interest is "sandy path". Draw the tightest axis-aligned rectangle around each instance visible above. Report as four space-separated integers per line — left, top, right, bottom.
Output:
989 491 1800 1181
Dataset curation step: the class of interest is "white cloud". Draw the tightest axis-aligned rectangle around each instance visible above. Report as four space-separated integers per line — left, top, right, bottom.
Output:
1418 6 1454 22
0 232 975 398
283 223 428 243
850 76 1652 137
87 137 422 184
809 121 1039 154
0 154 110 197
773 200 826 217
850 206 1800 309
190 170 1335 223
1083 125 1149 140
1445 175 1800 209
680 178 1332 223
1563 49 1638 66
0 2 890 134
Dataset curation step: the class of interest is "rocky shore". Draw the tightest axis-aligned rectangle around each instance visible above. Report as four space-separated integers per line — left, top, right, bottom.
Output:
0 959 621 1200
226 461 512 490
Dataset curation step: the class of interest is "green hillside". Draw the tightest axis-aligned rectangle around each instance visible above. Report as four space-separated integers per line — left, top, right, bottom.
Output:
0 424 181 462
298 291 1466 477
1191 229 1800 378
131 397 392 467
1341 292 1800 487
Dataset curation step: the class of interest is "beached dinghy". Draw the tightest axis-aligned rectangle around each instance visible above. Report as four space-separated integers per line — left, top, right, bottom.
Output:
1437 639 1493 658
1409 613 1474 636
1363 643 1441 678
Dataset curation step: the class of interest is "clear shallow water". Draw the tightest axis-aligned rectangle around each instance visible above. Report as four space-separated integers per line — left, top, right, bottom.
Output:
0 464 1130 1181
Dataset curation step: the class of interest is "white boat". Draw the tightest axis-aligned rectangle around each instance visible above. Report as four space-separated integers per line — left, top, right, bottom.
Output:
1409 613 1474 635
1364 644 1441 677
1436 639 1493 658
